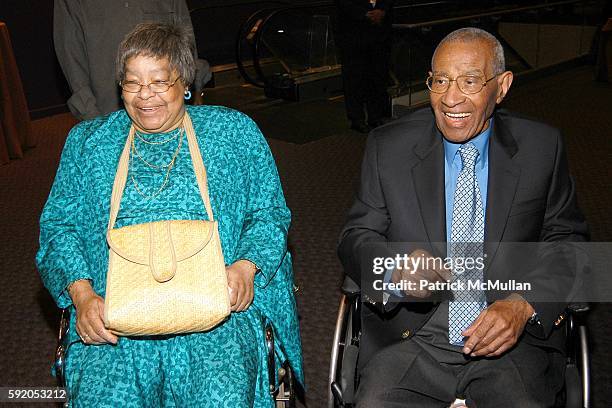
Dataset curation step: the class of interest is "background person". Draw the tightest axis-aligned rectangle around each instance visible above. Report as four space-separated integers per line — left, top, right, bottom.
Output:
54 0 211 120
335 0 394 133
37 22 302 406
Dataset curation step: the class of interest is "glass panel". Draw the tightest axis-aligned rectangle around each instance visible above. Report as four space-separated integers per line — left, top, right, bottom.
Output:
308 15 339 71
256 5 340 79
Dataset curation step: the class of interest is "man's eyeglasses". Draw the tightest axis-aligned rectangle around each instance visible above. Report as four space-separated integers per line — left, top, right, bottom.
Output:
120 77 180 93
426 73 499 95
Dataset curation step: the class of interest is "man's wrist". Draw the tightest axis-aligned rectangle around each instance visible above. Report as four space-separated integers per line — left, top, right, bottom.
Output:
505 293 535 324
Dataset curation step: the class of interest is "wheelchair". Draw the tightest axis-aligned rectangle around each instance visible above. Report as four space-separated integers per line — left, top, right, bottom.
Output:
54 309 295 407
328 276 591 408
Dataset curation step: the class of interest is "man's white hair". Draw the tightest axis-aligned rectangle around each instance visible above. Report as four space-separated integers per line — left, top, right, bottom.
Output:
432 27 506 74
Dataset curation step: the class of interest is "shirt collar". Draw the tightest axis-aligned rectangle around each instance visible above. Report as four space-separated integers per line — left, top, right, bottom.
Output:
443 118 493 170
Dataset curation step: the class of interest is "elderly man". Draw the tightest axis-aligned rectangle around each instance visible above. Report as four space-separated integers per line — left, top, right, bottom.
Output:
338 28 588 407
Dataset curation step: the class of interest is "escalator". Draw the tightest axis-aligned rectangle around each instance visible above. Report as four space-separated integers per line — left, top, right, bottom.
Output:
236 2 342 101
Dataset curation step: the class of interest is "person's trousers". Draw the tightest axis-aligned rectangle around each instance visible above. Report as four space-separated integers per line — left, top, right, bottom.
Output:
355 336 565 408
596 29 611 82
338 33 391 125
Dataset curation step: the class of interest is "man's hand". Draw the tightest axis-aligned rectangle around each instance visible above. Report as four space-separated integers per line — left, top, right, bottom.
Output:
366 9 385 25
70 280 118 345
391 249 451 298
226 260 256 312
462 295 535 357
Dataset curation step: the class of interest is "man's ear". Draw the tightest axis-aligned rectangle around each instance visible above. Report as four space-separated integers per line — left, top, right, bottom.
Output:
496 71 514 104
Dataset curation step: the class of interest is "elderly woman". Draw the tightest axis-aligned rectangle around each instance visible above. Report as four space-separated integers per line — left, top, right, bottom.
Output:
36 22 303 406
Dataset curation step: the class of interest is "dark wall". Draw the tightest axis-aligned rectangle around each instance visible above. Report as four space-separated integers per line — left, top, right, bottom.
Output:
0 0 71 118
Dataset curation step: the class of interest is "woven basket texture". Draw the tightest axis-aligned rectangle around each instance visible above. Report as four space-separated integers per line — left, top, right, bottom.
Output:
105 219 230 336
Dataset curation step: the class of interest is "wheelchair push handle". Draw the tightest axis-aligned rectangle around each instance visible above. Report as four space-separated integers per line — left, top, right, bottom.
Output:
341 276 361 297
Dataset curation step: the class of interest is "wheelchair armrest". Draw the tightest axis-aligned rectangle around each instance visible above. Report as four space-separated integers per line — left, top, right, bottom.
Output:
341 276 361 297
565 303 590 330
567 303 590 315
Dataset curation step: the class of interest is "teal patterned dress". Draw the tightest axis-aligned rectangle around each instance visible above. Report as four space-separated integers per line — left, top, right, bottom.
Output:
36 105 304 407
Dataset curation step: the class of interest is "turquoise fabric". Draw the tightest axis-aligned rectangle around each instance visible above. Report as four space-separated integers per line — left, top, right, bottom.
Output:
36 105 304 406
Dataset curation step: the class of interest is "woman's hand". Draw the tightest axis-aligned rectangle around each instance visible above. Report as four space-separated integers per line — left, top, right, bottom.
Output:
226 260 257 312
69 280 118 345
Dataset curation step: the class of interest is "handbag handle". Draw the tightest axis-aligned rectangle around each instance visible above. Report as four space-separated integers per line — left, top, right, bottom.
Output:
107 112 215 231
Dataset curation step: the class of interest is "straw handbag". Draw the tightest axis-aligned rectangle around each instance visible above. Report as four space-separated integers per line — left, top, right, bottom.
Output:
103 113 231 336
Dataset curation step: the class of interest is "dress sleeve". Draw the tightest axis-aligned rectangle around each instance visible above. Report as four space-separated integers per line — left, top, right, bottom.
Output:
36 123 94 308
53 0 101 120
233 115 291 288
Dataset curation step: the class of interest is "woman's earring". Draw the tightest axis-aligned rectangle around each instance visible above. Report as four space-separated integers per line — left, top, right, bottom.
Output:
184 90 192 100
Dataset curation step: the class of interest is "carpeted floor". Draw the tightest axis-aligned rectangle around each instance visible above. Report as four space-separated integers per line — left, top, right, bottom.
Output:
0 65 610 407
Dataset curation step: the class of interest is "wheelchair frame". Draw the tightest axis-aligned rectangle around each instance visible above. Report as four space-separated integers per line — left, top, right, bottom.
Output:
54 308 296 407
329 277 591 408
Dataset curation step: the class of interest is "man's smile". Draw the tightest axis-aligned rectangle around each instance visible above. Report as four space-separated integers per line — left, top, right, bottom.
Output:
444 112 471 118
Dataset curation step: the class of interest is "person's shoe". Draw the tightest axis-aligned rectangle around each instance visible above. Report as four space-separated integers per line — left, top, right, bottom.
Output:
350 122 371 134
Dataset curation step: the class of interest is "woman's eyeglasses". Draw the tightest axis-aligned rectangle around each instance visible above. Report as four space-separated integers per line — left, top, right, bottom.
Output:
120 77 180 93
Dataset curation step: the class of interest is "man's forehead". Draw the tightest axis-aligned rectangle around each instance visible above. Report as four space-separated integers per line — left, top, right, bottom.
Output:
432 66 486 76
432 40 492 73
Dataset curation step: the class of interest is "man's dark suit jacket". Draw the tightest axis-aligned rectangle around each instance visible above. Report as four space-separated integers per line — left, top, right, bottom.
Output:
338 108 588 370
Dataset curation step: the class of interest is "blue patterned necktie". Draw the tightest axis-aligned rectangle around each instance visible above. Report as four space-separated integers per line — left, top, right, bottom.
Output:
448 143 486 345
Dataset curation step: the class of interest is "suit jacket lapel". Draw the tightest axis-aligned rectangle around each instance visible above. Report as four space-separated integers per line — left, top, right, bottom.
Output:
484 113 521 266
411 121 446 251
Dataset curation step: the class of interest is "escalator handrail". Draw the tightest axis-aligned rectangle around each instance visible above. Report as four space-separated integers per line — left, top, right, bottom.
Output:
252 2 337 85
189 1 290 15
393 1 453 10
234 3 335 87
235 7 282 87
190 1 290 86
392 0 585 30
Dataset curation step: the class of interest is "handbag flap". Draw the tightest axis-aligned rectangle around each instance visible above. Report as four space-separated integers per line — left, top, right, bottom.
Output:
107 219 216 282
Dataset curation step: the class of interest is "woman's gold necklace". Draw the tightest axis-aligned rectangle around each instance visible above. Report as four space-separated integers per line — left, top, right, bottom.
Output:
135 128 181 145
132 127 184 169
129 127 185 200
